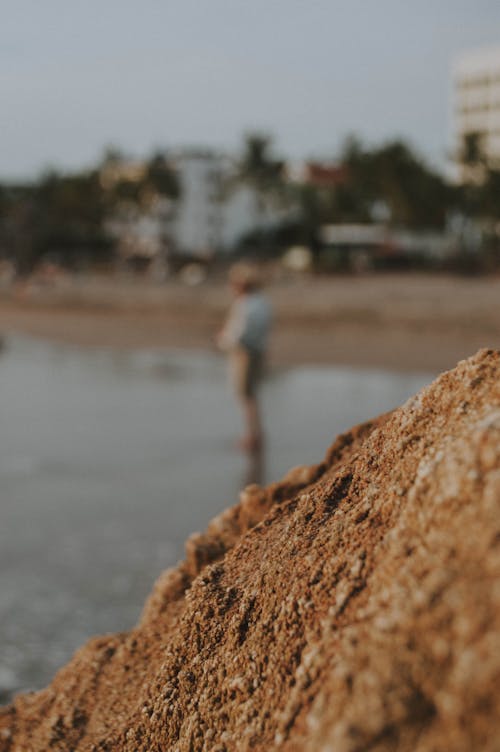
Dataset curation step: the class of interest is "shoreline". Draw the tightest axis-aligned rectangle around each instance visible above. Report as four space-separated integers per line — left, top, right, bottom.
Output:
1 273 499 373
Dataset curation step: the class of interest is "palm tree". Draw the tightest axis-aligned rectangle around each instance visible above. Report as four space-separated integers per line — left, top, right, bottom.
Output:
237 133 286 251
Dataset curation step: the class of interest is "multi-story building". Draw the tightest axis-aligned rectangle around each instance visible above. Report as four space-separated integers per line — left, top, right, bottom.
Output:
453 46 500 181
172 151 296 257
173 152 227 258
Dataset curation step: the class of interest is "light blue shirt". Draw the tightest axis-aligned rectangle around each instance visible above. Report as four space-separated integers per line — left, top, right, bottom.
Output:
220 292 272 353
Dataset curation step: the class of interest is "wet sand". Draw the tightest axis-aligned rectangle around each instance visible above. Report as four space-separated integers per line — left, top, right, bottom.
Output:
1 273 499 372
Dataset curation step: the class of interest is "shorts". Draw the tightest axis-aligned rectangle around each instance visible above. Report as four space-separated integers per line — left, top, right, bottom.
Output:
229 346 264 399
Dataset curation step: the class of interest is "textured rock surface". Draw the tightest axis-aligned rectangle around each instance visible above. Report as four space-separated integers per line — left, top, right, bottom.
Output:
1 349 499 751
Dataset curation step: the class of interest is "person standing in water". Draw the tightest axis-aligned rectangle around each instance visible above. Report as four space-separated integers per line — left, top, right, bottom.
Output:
217 262 272 453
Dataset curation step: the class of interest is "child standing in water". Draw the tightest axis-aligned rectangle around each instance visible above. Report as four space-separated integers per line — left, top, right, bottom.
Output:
217 262 272 453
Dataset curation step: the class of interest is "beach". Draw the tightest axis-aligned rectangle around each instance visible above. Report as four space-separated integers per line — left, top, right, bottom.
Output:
1 272 500 372
0 335 430 699
3 350 500 750
1 271 498 700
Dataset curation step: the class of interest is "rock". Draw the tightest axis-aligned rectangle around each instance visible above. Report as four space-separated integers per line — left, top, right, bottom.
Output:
1 349 499 751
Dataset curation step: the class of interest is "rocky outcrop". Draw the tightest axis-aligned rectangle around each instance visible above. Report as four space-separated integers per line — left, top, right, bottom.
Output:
1 349 499 751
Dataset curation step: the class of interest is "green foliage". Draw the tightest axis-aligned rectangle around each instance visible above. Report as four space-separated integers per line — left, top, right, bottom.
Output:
101 150 179 210
239 132 284 189
0 146 181 273
32 170 112 268
481 170 500 219
0 170 113 273
460 132 486 169
340 139 455 228
2 132 499 274
0 185 38 272
146 153 180 199
293 136 458 248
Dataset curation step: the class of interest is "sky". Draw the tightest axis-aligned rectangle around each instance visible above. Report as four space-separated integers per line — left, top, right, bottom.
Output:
1 0 500 179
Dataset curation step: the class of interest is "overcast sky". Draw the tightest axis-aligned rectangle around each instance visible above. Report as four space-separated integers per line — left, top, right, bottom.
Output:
1 1 500 179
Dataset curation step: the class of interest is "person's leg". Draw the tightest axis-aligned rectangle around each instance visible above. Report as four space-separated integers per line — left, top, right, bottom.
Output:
230 347 264 452
241 350 265 451
241 393 262 452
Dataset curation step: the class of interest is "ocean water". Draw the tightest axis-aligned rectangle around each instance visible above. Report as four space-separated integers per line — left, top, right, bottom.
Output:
0 336 433 701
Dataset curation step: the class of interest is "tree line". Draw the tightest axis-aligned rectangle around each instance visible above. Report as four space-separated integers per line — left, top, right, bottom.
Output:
0 133 499 275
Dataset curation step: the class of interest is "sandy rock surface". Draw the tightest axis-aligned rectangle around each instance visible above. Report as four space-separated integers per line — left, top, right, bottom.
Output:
1 349 499 751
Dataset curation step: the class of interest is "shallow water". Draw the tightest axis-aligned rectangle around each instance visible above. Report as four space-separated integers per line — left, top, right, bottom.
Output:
0 336 433 701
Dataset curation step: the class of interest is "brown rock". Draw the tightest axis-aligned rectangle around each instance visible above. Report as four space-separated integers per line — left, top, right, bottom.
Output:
1 349 499 751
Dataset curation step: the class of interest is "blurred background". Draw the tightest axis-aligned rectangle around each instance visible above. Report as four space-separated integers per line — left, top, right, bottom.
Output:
1 0 500 702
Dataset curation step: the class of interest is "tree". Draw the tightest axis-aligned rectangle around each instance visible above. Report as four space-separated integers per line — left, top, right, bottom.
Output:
146 152 180 200
235 133 289 255
29 169 112 270
340 139 454 229
240 133 284 189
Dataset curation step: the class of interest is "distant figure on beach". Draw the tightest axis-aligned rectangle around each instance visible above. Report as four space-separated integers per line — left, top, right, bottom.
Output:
217 262 272 453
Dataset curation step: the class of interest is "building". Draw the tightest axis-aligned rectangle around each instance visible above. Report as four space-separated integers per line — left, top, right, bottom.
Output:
304 162 348 188
287 161 348 188
219 183 297 250
102 150 298 265
453 46 500 181
173 152 227 258
173 151 297 257
318 224 454 270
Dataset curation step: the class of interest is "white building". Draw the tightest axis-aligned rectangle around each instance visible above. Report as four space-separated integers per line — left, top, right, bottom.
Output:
453 46 500 180
220 184 296 250
103 150 297 263
173 152 227 257
172 152 296 256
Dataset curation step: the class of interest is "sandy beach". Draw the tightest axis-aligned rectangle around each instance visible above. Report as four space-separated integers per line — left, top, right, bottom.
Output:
1 272 499 372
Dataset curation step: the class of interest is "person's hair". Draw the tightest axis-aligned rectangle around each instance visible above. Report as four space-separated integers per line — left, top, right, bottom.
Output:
228 262 262 292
